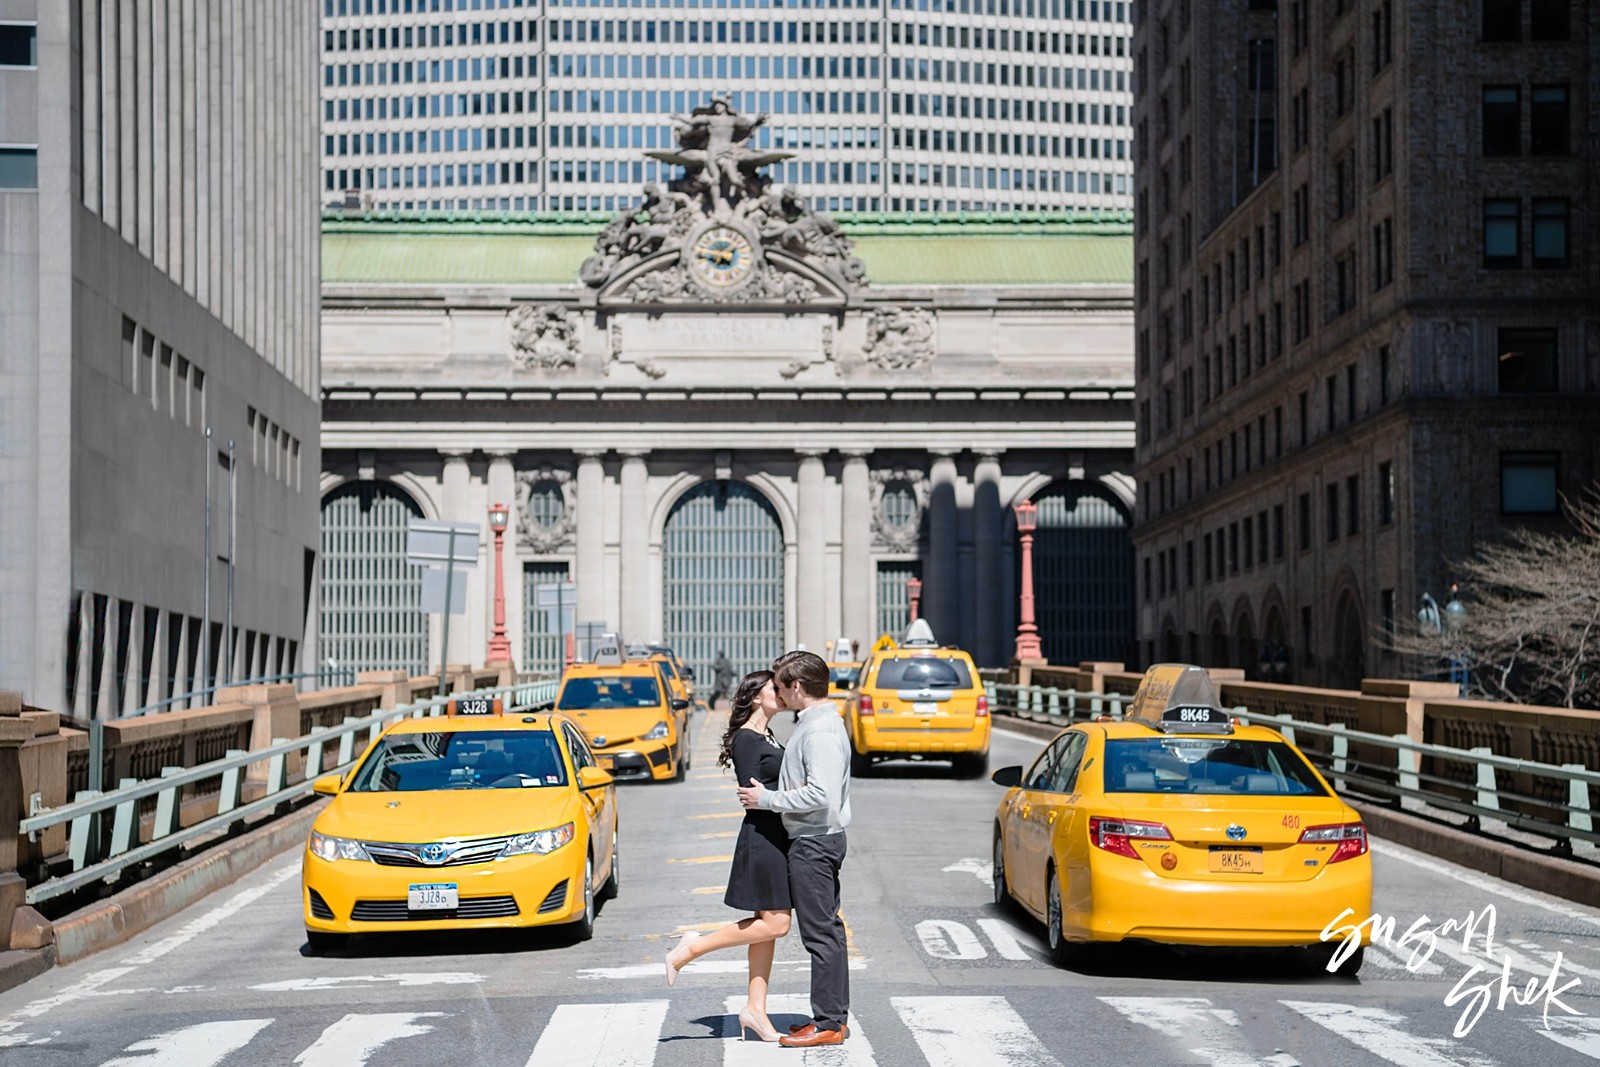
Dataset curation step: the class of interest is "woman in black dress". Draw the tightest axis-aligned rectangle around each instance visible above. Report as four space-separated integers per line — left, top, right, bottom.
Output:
665 670 792 1042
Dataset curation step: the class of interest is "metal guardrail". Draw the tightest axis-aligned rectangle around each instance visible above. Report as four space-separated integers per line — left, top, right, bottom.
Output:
986 682 1599 855
20 678 561 906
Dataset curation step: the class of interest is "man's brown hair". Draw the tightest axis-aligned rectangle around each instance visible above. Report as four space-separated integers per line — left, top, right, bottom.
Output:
773 650 830 700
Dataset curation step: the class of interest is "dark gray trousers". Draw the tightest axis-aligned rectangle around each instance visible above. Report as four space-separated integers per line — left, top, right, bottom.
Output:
788 832 849 1031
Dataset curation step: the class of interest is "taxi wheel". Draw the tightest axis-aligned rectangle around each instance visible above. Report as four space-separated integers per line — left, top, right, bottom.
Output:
1046 869 1098 970
1301 942 1364 978
566 854 597 942
850 748 873 778
305 930 347 955
991 830 1010 907
953 752 989 779
598 826 620 901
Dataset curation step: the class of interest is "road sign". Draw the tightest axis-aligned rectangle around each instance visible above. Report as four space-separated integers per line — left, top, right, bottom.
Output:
533 581 577 610
406 520 480 567
421 567 469 614
576 620 609 662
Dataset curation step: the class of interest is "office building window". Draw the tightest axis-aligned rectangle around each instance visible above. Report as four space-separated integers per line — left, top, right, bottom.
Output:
1378 462 1395 526
1482 87 1520 155
0 146 38 189
1378 345 1391 405
1380 589 1396 645
1532 199 1569 268
1482 0 1520 40
1497 328 1558 392
1483 199 1519 268
1203 532 1213 583
1273 504 1285 559
0 22 36 66
1325 483 1340 543
1500 452 1559 515
1300 606 1314 664
1298 492 1311 551
1531 0 1570 40
1531 86 1569 155
1345 475 1360 536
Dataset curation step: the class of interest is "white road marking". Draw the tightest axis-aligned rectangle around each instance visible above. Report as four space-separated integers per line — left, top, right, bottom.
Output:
1364 945 1444 976
98 1018 273 1067
976 918 1039 960
722 994 876 1066
526 1001 667 1067
1371 840 1600 929
1281 1000 1500 1067
293 1012 446 1067
894 995 1064 1067
1533 1017 1600 1059
1099 996 1299 1066
941 857 994 888
915 919 987 960
0 864 298 1046
252 972 484 992
578 959 865 980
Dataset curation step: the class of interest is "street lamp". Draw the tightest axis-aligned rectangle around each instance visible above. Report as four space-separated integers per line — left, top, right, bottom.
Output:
1012 498 1045 662
906 575 923 623
1444 584 1468 697
486 502 514 667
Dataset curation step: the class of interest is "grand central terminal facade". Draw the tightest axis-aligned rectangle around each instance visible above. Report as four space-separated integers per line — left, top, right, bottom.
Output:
318 104 1137 680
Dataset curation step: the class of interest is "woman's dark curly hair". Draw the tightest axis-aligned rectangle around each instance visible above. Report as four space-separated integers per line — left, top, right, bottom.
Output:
718 670 775 769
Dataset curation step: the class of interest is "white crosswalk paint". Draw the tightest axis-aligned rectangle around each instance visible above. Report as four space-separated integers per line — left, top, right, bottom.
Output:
1365 944 1445 976
975 918 1039 961
722 994 876 1066
1281 1000 1500 1067
251 972 484 992
98 1018 273 1067
1533 1017 1600 1059
1098 996 1299 1067
526 1001 668 1067
941 858 994 888
293 1012 447 1067
915 920 987 960
894 995 1064 1067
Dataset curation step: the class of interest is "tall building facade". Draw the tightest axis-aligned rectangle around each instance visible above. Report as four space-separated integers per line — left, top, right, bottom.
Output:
320 0 1136 215
0 4 323 717
1130 0 1598 688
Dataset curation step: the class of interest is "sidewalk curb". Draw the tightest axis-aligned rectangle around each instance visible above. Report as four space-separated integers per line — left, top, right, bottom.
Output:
0 945 56 996
50 799 326 967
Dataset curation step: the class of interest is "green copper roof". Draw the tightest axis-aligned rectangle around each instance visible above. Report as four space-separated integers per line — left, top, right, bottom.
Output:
321 212 1134 287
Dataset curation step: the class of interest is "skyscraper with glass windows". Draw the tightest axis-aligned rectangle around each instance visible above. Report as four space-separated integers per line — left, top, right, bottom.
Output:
321 0 1135 214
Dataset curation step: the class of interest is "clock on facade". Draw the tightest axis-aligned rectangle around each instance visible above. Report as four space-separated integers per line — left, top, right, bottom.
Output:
688 225 757 289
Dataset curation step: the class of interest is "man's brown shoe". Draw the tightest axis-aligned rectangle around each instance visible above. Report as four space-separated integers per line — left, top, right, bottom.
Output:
779 1024 848 1048
787 1023 812 1035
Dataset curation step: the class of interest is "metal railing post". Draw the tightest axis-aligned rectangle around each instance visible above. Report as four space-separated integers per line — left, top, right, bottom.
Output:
337 717 359 765
1564 763 1595 855
109 779 139 858
68 790 104 872
1274 713 1297 747
1394 734 1422 812
1047 688 1061 718
1471 746 1500 812
151 767 185 840
1329 723 1348 791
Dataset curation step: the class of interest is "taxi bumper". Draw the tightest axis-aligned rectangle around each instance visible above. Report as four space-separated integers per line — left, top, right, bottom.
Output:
1070 852 1373 948
858 717 990 756
302 846 587 933
593 738 677 781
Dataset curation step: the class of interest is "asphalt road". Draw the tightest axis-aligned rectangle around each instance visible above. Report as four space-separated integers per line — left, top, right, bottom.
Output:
3 713 1599 1066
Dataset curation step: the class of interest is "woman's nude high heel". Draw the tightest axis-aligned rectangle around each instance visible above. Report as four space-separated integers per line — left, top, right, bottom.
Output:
665 931 700 987
738 1007 781 1043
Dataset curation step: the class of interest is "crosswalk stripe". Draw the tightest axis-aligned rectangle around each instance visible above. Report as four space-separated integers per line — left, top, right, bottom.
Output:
894 995 1064 1067
1281 1001 1500 1067
527 1001 668 1067
1098 996 1299 1067
722 994 876 1065
99 1019 274 1067
1534 1018 1600 1059
294 1012 446 1067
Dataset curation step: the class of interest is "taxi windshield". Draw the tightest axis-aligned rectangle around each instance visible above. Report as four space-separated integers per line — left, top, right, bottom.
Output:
875 657 972 690
557 675 662 710
347 730 568 792
1104 738 1329 796
829 666 861 686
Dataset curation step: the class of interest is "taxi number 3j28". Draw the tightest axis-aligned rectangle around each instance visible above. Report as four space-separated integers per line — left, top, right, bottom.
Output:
457 698 492 716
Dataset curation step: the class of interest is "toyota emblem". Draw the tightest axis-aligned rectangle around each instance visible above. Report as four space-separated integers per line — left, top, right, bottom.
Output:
423 842 447 863
594 736 608 747
1226 823 1248 841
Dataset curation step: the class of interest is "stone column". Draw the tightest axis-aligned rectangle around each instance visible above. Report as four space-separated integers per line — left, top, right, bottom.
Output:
440 450 472 667
973 452 1003 668
486 451 518 668
619 450 650 640
575 450 607 629
926 451 959 641
840 451 872 649
797 450 828 652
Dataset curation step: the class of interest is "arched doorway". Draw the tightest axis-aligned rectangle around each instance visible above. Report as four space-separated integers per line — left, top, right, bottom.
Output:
1261 603 1291 684
662 481 785 682
1331 590 1366 689
1027 481 1134 664
1208 615 1230 669
1232 607 1257 676
320 482 427 674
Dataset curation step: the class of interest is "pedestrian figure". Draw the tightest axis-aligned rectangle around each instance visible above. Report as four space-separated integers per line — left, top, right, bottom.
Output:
665 671 792 1042
736 650 852 1047
711 650 735 708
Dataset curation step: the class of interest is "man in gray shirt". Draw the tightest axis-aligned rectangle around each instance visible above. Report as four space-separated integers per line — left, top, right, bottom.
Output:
736 649 852 1047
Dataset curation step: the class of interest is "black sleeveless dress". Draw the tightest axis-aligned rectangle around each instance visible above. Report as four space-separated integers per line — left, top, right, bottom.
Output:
724 729 792 911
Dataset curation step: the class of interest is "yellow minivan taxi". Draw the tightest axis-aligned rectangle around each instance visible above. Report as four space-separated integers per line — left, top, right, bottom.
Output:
844 620 990 778
556 646 691 782
990 664 1372 975
301 697 617 952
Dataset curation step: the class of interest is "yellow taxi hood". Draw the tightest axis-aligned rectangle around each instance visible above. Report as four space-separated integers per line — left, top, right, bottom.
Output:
316 787 581 843
564 706 670 739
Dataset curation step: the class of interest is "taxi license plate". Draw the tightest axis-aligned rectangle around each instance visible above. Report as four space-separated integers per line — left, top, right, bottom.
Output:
597 755 614 769
1208 847 1264 874
913 702 940 715
408 883 459 910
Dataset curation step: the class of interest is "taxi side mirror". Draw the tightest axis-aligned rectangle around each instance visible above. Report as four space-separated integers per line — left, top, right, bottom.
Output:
577 765 614 791
990 765 1022 788
312 774 342 797
671 698 690 712
683 667 696 681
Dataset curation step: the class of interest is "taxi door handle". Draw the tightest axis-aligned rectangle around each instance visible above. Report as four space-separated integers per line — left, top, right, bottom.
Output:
1045 810 1058 825
1019 804 1032 820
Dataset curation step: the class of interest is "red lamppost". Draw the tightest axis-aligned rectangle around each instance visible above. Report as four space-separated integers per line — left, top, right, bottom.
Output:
486 502 514 666
1013 498 1044 661
906 575 923 623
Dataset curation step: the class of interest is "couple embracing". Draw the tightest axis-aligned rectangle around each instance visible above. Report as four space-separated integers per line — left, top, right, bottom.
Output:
665 650 853 1047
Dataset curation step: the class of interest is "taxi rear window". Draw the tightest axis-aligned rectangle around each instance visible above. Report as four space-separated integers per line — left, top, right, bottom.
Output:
829 666 861 686
1103 738 1329 797
557 675 662 709
874 657 972 690
348 730 568 792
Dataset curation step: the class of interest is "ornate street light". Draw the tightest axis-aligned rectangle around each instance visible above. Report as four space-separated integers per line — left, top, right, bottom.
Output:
1444 583 1468 697
486 502 514 666
906 575 923 623
1013 498 1044 662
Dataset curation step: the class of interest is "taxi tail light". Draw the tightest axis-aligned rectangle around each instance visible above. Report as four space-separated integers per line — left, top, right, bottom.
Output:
1088 816 1172 860
1299 822 1368 863
976 696 989 717
858 694 874 716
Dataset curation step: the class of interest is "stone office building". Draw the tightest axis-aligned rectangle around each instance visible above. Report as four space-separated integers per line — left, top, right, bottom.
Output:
319 104 1139 679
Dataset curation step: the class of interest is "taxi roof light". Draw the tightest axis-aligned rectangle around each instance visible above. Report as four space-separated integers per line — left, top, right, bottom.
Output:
900 618 939 647
1124 663 1235 736
593 633 625 666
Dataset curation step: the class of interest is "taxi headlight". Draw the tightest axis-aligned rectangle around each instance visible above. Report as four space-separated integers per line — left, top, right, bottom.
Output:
500 822 576 858
308 830 370 863
643 720 672 741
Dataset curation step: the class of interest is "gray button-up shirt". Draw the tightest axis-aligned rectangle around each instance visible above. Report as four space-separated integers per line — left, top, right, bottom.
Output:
757 700 853 838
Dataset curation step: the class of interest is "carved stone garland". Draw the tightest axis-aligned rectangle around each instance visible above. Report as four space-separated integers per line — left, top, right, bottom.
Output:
516 467 576 552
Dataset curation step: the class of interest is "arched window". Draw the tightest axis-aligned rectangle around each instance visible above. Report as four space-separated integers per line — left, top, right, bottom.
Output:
525 479 565 530
320 482 427 674
1027 482 1134 664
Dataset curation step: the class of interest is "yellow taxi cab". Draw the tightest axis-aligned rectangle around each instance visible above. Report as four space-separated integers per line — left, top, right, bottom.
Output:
843 620 990 778
990 664 1373 974
648 647 701 713
825 636 863 702
557 636 692 782
301 694 618 953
